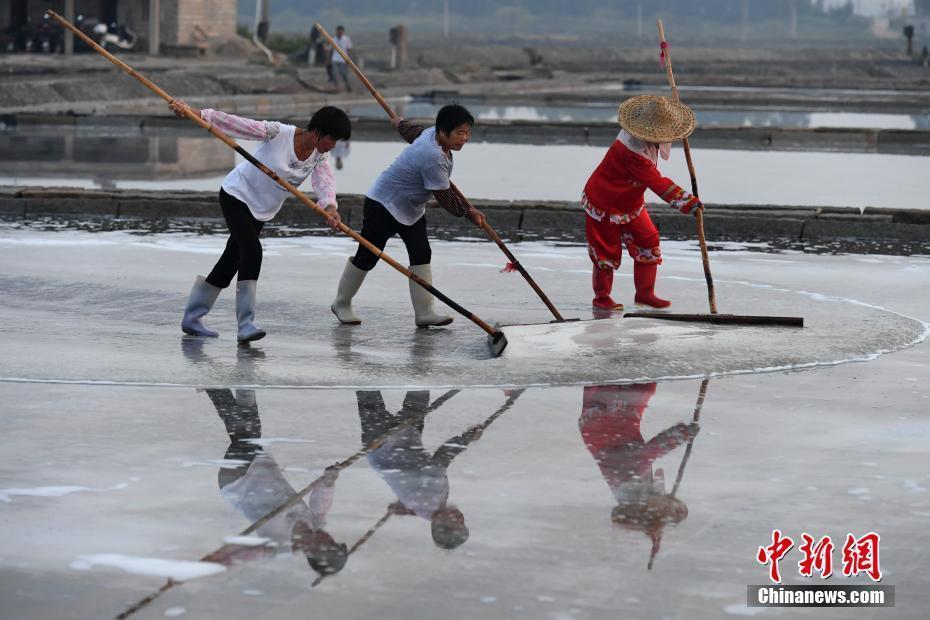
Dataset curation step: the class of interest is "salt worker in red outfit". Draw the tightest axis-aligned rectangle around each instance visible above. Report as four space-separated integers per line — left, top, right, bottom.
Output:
582 95 704 311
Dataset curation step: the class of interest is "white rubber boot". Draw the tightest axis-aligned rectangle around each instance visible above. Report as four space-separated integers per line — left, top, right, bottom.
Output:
181 275 221 337
235 280 266 343
331 258 367 325
408 264 453 327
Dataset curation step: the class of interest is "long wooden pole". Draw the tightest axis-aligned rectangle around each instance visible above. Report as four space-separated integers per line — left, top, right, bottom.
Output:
670 378 709 497
315 22 566 323
647 378 709 571
657 20 718 314
46 10 507 356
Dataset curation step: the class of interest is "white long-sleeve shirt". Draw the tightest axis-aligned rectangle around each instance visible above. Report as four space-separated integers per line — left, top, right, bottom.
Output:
202 109 338 221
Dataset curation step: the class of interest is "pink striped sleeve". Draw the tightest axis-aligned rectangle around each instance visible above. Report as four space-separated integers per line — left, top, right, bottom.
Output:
311 156 337 208
200 109 281 141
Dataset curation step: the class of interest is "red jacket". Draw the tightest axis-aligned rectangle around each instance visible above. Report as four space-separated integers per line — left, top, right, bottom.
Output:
584 139 699 219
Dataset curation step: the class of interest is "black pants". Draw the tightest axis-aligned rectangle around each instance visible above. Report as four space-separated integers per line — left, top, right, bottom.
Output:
357 390 428 446
205 388 263 490
206 189 265 288
351 197 431 271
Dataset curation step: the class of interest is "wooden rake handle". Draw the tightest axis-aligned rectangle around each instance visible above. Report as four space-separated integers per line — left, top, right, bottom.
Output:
47 10 504 344
657 19 718 315
315 22 566 322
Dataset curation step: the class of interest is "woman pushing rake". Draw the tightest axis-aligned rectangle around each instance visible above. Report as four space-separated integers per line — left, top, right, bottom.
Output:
45 9 510 354
173 100 351 342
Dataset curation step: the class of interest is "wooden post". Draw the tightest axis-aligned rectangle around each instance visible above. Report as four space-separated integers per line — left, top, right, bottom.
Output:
148 0 160 55
389 24 407 69
63 0 74 55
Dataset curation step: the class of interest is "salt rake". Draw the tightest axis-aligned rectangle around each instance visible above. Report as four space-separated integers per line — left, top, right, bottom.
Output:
47 10 508 357
620 21 803 329
315 22 573 324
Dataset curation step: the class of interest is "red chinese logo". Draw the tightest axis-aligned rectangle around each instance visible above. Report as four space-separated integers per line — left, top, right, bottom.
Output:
798 533 834 579
757 530 881 583
756 529 794 584
842 532 882 582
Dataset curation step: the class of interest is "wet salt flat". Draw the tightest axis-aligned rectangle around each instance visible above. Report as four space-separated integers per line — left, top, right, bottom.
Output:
2 135 928 210
1 227 929 619
0 232 925 387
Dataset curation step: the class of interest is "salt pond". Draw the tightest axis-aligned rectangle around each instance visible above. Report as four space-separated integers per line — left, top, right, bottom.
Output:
2 133 928 210
1 228 929 618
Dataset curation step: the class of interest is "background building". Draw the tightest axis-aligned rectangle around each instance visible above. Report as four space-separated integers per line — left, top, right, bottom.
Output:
1 0 237 55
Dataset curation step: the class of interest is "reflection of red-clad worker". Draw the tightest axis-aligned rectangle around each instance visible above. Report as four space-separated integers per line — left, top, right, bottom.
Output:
582 95 704 311
579 383 698 565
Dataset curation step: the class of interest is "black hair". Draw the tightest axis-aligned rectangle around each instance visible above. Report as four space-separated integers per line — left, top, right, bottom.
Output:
435 104 474 136
307 106 351 141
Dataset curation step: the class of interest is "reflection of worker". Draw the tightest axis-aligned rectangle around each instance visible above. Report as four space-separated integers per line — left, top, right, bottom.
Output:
203 389 348 576
357 390 482 549
579 384 698 564
332 139 350 170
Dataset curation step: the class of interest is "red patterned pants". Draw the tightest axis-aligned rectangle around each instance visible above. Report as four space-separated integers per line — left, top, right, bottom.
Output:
585 208 662 271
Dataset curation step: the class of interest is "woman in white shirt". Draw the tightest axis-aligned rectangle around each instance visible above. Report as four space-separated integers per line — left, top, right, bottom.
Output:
171 101 351 342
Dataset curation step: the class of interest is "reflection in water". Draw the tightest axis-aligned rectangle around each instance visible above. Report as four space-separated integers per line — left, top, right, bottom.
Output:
347 102 924 130
580 380 707 569
203 388 348 577
332 139 350 170
0 125 234 184
358 390 476 550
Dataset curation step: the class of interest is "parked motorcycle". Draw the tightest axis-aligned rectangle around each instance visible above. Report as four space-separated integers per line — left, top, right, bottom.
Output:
94 21 137 52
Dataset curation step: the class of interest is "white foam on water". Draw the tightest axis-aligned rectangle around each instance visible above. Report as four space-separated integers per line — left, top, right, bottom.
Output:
0 483 127 503
181 459 249 469
245 437 315 447
69 554 226 580
724 603 767 616
164 608 187 617
222 536 271 546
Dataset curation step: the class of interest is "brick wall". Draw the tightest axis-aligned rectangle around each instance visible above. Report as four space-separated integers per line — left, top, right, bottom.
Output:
169 0 236 46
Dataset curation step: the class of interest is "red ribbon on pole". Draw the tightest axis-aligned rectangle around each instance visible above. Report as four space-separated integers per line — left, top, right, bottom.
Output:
659 40 669 67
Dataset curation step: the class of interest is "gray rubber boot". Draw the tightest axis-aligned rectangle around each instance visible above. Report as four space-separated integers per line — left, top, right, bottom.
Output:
235 280 267 343
331 258 368 325
181 275 222 337
408 264 453 327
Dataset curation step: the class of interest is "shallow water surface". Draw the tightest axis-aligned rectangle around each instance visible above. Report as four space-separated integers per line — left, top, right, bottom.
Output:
1 127 927 210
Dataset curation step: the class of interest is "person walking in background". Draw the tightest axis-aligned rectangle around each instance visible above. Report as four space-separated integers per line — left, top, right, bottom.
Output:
172 100 351 342
582 95 703 312
330 25 353 92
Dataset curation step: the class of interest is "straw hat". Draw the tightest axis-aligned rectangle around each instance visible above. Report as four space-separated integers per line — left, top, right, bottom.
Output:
618 95 695 143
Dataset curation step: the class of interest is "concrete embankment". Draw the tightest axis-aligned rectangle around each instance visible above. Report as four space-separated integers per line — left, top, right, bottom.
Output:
3 187 928 254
